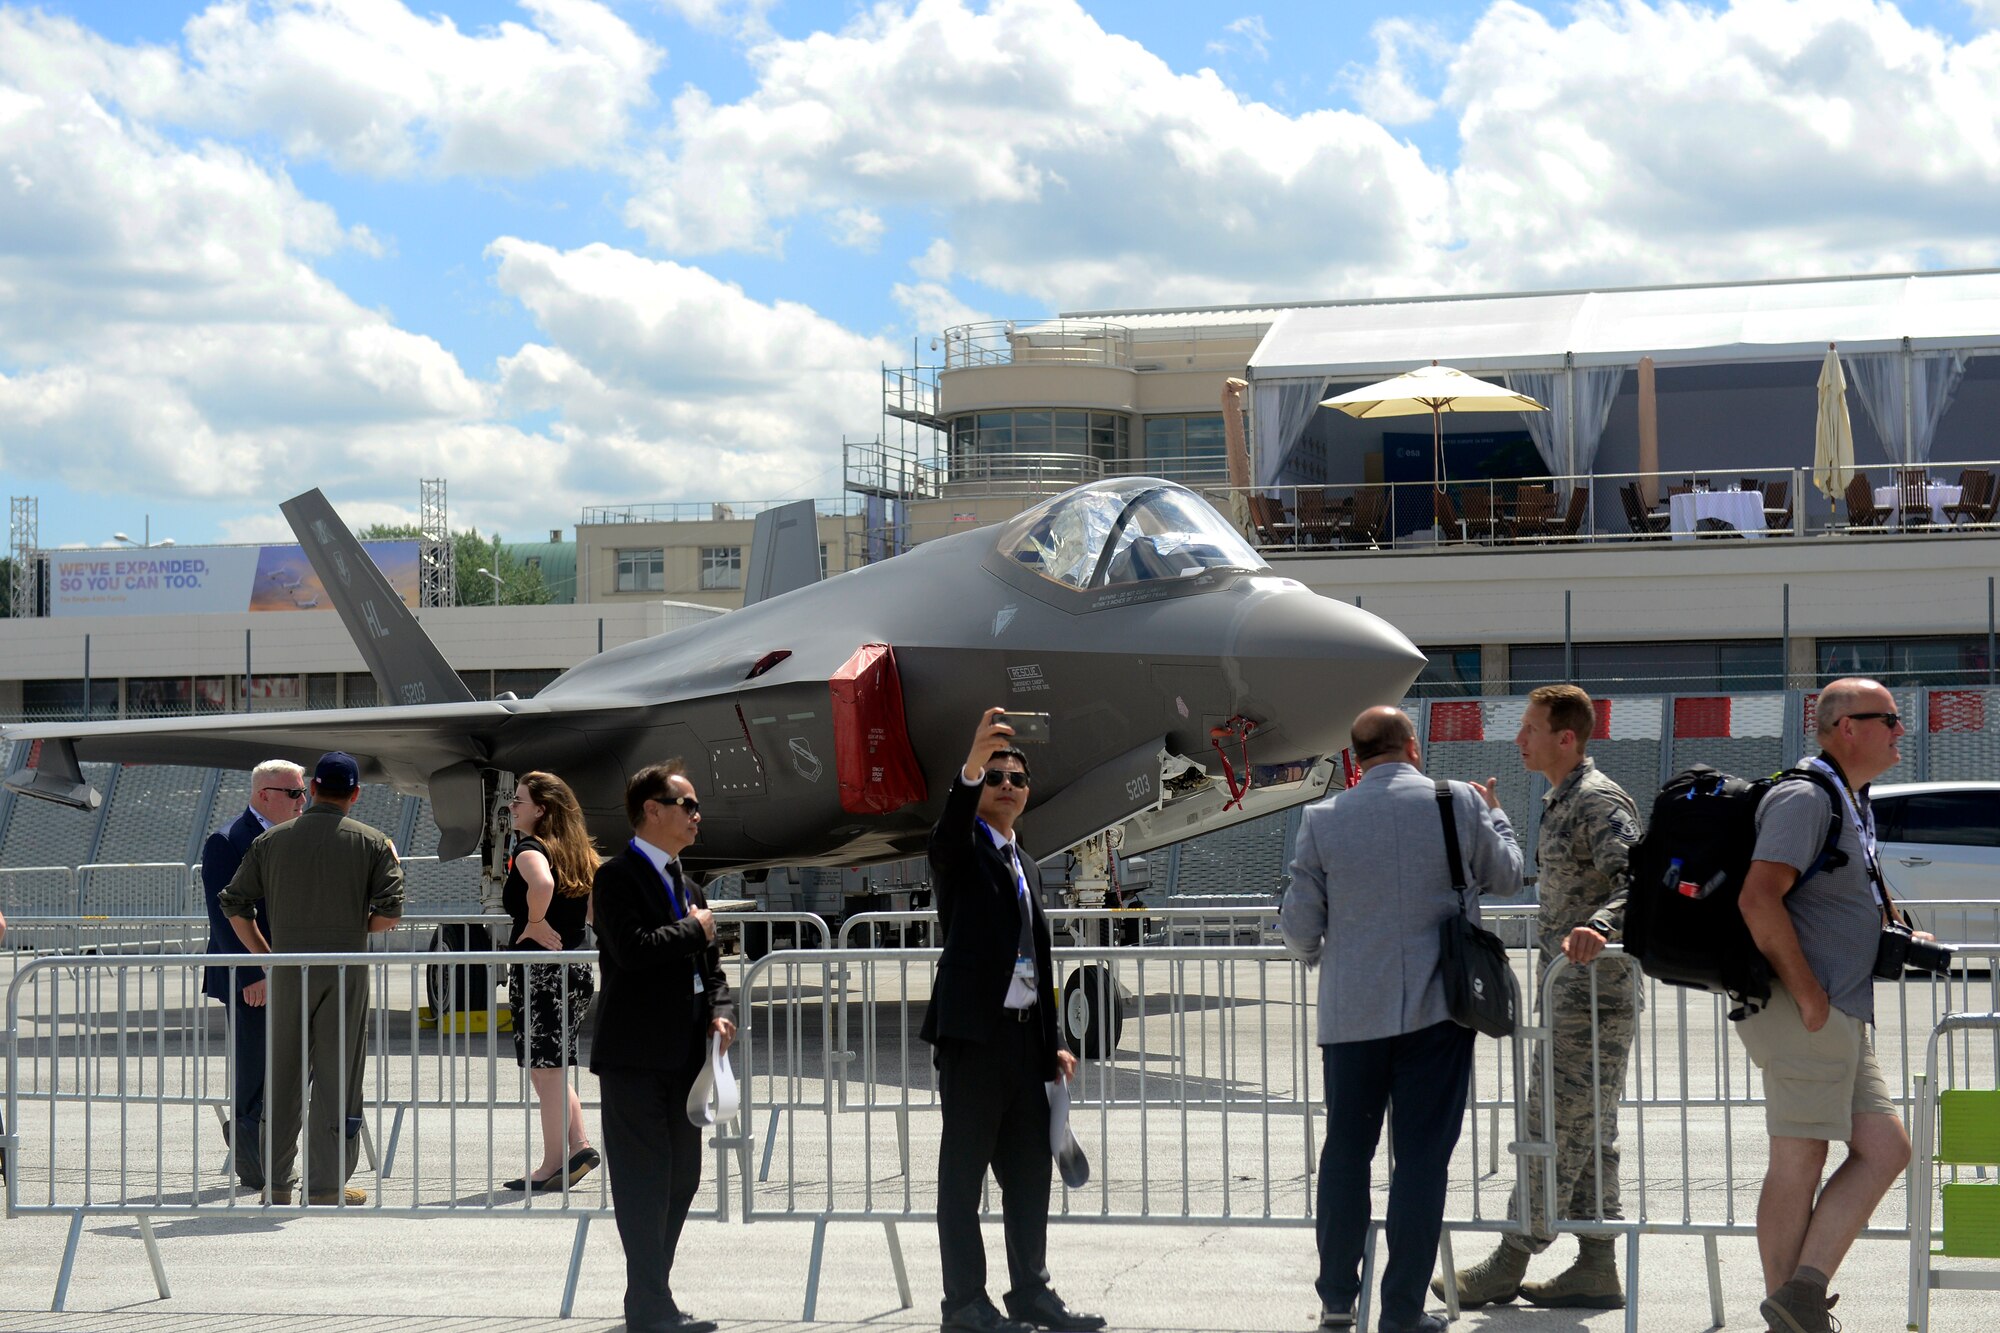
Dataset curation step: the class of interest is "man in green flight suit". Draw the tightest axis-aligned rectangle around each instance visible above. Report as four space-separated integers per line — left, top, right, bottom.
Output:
1438 684 1640 1311
221 751 403 1205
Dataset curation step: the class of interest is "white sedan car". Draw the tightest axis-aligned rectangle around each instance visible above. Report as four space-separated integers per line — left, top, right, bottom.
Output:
1871 780 2000 947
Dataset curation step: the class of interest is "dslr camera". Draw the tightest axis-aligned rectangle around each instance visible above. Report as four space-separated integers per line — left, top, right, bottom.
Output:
1872 920 1954 980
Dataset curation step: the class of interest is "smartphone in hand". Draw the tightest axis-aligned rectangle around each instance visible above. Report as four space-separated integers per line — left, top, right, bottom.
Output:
1002 711 1051 744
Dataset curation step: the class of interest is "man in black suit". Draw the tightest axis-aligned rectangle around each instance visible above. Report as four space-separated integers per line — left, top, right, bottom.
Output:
590 760 735 1333
200 758 306 1189
924 709 1106 1333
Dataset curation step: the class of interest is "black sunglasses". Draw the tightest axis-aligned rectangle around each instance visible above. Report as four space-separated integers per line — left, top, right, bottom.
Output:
260 786 306 799
656 795 701 816
1843 711 1902 729
983 770 1030 789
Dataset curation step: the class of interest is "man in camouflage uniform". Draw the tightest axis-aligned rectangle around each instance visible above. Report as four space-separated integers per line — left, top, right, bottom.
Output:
1436 684 1639 1311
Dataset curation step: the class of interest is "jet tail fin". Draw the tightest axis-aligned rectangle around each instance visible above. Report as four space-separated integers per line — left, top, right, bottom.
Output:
279 489 475 707
742 499 822 606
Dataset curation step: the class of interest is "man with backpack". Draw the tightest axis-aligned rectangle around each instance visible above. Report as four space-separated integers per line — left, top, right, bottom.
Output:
1436 684 1638 1311
1737 678 1915 1333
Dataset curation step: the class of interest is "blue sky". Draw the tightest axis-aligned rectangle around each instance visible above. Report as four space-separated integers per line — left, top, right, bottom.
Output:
4 0 1999 548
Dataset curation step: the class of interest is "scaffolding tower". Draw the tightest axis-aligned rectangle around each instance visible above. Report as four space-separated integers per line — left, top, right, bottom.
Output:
843 355 948 565
419 477 454 608
9 495 36 618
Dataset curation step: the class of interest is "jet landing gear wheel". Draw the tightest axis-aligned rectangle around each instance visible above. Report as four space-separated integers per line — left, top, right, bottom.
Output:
1061 964 1124 1058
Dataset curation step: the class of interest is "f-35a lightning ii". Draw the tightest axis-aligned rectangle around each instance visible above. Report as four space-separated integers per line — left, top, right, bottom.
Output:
4 478 1425 879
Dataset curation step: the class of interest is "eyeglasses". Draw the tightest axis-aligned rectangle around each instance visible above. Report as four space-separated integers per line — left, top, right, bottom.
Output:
1844 711 1902 730
983 770 1031 789
259 786 306 800
656 795 701 816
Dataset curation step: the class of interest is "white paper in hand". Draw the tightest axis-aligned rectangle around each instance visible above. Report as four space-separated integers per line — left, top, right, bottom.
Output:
685 1032 739 1128
1045 1077 1089 1189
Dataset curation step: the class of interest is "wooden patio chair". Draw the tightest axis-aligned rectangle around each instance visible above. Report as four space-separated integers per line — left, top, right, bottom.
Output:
1247 494 1293 547
1432 490 1462 543
1342 487 1387 548
1896 467 1934 530
1510 488 1556 540
1740 477 1765 496
1460 488 1501 543
1945 469 1993 526
1619 484 1668 537
1845 472 1886 530
1761 478 1791 533
1555 486 1590 538
1293 488 1336 547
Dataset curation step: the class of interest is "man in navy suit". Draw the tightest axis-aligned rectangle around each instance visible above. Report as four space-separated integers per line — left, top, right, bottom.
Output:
590 760 735 1333
201 759 306 1190
923 709 1103 1333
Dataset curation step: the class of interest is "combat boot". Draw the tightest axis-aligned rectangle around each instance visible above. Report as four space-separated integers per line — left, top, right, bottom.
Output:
1520 1236 1624 1309
1428 1240 1529 1307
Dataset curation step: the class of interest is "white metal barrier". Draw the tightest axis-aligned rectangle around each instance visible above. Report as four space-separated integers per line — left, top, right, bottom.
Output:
1909 1010 2000 1331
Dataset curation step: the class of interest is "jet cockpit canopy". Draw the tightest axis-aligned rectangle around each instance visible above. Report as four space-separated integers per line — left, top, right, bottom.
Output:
1001 478 1265 592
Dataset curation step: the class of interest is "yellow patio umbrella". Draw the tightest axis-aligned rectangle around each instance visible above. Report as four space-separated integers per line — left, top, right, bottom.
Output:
1323 361 1547 481
1322 362 1547 534
1814 343 1855 502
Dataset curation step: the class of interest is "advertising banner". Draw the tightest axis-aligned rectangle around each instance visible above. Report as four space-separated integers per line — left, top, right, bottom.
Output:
50 542 420 618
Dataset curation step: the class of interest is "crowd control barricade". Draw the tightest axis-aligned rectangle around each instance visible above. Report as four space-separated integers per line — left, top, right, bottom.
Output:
1909 1005 2000 1330
734 941 1531 1328
1 947 752 1317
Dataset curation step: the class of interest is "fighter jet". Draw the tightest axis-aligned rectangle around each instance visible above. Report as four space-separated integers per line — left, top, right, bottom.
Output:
4 479 1425 878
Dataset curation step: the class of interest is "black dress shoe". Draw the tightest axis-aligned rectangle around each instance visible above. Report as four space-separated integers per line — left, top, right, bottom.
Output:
942 1299 1035 1333
635 1313 718 1333
1005 1289 1107 1332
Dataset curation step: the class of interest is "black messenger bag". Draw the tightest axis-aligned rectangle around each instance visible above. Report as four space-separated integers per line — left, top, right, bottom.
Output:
1434 780 1520 1038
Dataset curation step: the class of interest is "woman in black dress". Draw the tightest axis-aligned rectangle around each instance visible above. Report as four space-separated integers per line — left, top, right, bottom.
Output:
503 770 601 1192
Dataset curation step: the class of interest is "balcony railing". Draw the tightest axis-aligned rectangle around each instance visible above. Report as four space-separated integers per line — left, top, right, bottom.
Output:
1227 462 1998 554
579 497 860 525
940 320 1132 371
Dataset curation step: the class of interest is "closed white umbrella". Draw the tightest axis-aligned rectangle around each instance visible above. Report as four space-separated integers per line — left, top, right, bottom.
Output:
1322 362 1546 534
1814 344 1855 502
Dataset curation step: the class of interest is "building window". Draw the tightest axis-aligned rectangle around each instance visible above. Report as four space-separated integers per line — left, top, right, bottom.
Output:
1818 635 1992 688
1142 415 1228 478
949 411 1129 469
1509 639 1784 694
818 543 829 578
616 548 664 593
1411 647 1482 698
701 547 743 590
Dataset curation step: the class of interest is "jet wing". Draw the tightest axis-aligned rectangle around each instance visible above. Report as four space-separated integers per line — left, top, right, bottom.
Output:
3 700 544 858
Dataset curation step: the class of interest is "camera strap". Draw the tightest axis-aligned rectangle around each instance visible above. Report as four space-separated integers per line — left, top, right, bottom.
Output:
1804 757 1901 927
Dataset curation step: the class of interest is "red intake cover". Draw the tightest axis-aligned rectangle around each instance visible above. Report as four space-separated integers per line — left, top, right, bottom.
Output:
829 644 928 815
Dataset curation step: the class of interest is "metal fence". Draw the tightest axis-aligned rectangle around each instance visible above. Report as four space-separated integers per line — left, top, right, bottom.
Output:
6 921 2000 1323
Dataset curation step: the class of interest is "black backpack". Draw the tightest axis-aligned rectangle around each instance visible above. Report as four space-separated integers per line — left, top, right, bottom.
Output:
1624 765 1845 1019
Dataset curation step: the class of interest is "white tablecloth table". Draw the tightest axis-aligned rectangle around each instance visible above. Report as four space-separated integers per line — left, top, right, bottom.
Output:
1668 489 1766 540
1874 483 1961 526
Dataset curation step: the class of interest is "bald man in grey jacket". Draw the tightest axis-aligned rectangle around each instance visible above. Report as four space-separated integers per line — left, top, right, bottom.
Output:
1281 706 1522 1333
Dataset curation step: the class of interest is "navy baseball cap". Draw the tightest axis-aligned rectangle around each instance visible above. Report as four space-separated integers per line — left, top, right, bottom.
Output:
313 751 360 797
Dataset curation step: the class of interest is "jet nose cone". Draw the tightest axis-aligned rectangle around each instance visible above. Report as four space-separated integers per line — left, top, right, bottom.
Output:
1231 586 1426 760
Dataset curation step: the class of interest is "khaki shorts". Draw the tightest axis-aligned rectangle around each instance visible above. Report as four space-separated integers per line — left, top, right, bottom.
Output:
1735 982 1895 1141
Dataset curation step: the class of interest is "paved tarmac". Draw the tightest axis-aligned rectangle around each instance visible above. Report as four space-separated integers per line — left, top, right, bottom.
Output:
3 937 1997 1332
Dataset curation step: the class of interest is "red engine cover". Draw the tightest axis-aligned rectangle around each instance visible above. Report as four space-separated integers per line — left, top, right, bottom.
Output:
829 643 928 815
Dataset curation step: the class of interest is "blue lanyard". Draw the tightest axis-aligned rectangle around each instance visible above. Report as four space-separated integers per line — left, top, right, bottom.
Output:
631 839 688 919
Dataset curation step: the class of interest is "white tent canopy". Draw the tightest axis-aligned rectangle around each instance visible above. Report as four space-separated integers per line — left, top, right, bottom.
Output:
1245 271 2000 380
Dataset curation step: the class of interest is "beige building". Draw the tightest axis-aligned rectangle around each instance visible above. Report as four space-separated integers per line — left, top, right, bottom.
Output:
573 501 861 611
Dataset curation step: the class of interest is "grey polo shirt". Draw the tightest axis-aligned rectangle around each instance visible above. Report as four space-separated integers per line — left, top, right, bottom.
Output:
1751 777 1881 1023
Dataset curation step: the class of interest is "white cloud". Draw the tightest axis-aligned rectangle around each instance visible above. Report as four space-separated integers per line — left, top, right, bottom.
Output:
1207 15 1270 61
1440 0 2000 290
489 239 899 499
624 0 1450 308
155 0 661 177
1341 17 1446 125
828 205 886 250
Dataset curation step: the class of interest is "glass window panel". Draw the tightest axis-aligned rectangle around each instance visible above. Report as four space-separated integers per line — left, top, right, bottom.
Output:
1894 792 2000 847
616 548 664 592
1411 647 1482 698
345 674 379 708
701 547 743 590
1184 416 1226 459
307 673 339 710
1144 417 1184 463
1014 410 1052 447
1818 635 1989 688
